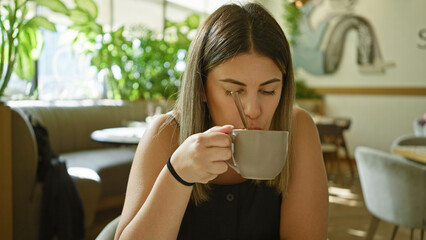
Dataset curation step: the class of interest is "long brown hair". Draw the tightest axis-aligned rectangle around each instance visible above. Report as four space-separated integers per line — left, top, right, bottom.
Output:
173 2 295 204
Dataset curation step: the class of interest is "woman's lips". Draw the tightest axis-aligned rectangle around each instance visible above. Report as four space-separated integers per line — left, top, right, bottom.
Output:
249 126 262 130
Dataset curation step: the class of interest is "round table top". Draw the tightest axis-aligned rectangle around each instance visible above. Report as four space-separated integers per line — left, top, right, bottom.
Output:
91 126 146 145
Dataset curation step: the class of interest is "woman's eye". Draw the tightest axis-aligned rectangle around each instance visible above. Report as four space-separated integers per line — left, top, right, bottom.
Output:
261 90 276 95
225 90 243 96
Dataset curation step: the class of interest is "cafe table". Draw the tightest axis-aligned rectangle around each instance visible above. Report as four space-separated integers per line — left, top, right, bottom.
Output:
91 126 146 145
392 146 426 164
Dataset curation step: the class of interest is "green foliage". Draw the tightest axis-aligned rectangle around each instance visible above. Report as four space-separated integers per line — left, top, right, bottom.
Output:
1 0 198 100
0 0 70 97
282 0 302 44
33 0 68 14
75 0 97 19
283 1 320 100
295 80 323 99
67 1 199 100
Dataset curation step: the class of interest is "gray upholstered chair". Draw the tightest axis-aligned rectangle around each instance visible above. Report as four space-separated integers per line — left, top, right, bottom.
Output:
391 135 426 148
96 216 120 240
354 146 426 240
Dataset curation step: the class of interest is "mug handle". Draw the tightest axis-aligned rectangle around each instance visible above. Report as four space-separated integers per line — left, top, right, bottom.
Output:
226 132 240 173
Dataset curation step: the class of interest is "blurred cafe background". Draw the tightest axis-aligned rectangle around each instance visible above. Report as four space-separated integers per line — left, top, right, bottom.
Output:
1 0 425 239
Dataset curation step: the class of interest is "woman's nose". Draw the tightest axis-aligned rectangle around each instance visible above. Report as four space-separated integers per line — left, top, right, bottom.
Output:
243 96 261 120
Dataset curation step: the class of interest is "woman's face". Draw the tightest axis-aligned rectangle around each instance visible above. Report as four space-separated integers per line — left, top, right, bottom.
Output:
205 52 283 130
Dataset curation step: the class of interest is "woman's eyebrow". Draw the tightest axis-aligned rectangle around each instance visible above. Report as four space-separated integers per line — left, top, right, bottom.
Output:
219 78 281 86
260 78 281 86
219 79 246 86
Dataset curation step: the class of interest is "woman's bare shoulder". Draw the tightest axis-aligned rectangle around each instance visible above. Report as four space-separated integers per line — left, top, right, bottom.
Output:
138 113 180 156
292 105 312 119
292 106 315 128
291 106 320 146
147 112 179 135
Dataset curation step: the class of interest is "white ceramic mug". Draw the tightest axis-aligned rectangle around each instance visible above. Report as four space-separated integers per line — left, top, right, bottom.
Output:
226 129 289 180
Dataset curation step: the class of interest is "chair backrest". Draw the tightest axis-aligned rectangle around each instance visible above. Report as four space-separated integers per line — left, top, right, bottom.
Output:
355 146 426 229
95 216 120 240
316 118 350 139
391 135 426 149
317 123 343 138
11 108 41 239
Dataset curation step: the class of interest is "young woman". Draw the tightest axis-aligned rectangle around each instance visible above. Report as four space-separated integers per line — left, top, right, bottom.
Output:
115 3 328 239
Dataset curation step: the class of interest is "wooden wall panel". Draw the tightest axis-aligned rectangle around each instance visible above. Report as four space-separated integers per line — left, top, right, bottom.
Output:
0 104 13 240
313 87 426 96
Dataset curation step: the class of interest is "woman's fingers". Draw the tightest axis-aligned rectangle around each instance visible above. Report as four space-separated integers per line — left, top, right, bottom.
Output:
207 161 229 175
192 147 230 175
202 146 232 162
197 172 219 184
194 128 232 148
204 124 234 134
171 125 235 183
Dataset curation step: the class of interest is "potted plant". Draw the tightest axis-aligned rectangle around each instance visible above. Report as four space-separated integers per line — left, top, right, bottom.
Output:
0 0 72 100
282 1 324 114
282 0 302 44
65 0 199 101
295 80 324 115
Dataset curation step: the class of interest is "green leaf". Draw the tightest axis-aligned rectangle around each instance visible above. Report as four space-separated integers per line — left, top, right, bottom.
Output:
33 0 69 15
165 20 173 29
14 40 35 81
87 21 102 35
69 8 90 24
18 28 34 57
90 54 102 68
20 26 37 51
185 14 199 29
112 26 125 39
16 0 26 6
26 16 56 32
68 24 91 32
32 29 44 59
75 0 98 19
69 22 102 36
12 26 43 81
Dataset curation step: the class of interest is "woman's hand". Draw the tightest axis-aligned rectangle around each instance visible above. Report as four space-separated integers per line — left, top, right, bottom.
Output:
170 125 233 184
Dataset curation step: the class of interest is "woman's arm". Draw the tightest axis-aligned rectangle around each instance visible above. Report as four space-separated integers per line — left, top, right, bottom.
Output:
115 114 232 240
280 107 329 239
114 114 188 240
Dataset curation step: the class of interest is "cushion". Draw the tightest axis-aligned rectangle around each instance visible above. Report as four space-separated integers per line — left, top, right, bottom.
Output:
62 148 135 198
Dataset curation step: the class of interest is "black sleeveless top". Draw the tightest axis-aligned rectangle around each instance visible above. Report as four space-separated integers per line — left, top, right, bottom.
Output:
177 180 282 240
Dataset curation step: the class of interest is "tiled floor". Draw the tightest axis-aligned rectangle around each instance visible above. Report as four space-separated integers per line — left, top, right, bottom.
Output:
86 159 423 240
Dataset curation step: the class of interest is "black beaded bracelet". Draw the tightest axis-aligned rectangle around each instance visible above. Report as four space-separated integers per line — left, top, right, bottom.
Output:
166 157 195 186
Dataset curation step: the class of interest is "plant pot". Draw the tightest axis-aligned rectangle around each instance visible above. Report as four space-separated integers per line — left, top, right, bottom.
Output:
295 99 324 115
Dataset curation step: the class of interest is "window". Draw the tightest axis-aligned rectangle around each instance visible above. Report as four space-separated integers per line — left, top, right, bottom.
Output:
37 25 104 100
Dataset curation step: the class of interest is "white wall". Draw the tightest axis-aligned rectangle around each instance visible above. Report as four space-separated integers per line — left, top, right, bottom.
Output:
56 0 424 155
325 95 426 155
297 0 426 87
111 0 253 32
109 0 426 155
291 0 426 156
112 0 164 31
